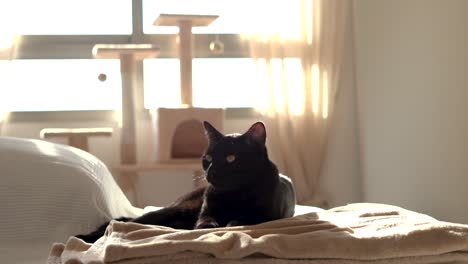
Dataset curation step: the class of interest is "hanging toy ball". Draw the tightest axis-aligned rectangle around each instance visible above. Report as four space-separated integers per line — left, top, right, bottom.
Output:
209 39 224 54
98 73 107 82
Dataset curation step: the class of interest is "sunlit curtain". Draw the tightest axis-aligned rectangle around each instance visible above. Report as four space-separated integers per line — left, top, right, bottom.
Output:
0 44 20 135
246 0 353 206
0 2 21 135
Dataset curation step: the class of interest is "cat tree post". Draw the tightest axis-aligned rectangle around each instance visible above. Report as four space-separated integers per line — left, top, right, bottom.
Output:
153 14 218 107
151 14 221 189
92 44 159 203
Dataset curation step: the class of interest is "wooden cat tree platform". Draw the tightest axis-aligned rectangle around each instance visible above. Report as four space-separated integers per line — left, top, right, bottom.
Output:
40 128 113 152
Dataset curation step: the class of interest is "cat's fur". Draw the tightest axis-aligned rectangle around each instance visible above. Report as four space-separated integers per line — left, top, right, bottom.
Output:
76 121 296 243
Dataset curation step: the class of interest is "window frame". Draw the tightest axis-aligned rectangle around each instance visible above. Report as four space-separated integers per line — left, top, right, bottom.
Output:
4 0 256 122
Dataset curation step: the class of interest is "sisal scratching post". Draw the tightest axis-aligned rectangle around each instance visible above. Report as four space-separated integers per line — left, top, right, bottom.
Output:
152 14 221 188
93 44 159 204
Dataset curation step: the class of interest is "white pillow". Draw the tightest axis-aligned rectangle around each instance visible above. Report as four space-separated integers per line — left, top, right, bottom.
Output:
0 136 143 244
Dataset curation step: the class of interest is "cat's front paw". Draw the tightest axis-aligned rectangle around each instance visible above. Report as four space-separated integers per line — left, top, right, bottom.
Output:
195 220 219 229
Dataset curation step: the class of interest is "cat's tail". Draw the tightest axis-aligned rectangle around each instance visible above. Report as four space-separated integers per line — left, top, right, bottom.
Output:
75 187 206 243
75 206 201 243
130 187 205 228
131 206 200 229
75 216 132 243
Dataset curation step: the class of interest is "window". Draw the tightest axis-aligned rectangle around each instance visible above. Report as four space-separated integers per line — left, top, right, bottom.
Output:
0 1 270 113
143 0 265 34
0 0 132 35
144 58 258 108
142 0 301 36
0 60 121 112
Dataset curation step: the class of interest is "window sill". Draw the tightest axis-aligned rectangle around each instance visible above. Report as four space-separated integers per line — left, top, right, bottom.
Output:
4 108 259 123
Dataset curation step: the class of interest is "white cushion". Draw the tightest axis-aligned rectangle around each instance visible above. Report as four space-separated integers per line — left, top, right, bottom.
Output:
0 137 142 263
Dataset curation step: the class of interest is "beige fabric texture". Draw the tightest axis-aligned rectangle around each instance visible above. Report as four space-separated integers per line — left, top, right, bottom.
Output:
48 203 468 264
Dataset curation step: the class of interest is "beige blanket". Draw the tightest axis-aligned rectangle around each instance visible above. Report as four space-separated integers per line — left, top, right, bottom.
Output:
47 203 468 264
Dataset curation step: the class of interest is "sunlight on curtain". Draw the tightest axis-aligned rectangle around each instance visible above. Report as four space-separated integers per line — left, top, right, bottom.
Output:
322 71 329 119
0 2 20 134
285 59 305 116
0 62 11 127
255 58 305 116
0 2 17 50
0 42 17 136
246 0 332 119
0 2 21 58
246 0 352 206
311 64 320 116
304 0 314 45
0 34 17 50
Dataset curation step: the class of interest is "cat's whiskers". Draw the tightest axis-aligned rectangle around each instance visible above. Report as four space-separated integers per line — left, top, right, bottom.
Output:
192 172 207 182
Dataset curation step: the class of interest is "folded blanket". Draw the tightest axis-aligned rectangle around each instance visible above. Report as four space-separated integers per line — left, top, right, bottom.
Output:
48 203 468 264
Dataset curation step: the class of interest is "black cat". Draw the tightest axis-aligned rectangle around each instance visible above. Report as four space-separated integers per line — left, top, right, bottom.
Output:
76 121 296 243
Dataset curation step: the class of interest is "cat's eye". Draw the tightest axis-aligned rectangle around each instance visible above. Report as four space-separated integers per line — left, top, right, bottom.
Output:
205 154 213 162
226 155 236 163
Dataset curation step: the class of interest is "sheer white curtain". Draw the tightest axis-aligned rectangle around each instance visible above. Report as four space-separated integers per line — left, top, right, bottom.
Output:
0 52 20 136
246 0 353 205
0 38 20 136
0 3 21 135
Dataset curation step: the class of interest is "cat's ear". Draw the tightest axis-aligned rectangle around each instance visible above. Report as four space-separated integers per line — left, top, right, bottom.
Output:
244 122 266 145
203 121 223 142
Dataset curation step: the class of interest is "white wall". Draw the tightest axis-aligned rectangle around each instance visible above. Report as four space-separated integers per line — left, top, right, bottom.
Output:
354 0 468 223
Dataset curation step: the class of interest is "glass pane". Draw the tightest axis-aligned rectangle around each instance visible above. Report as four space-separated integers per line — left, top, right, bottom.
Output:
144 58 258 108
143 59 181 108
143 0 301 36
192 59 258 108
0 59 121 112
0 0 132 35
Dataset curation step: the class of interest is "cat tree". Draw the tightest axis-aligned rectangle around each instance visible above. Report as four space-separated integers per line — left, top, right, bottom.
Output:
112 14 224 196
153 14 218 107
151 14 224 165
92 44 159 202
93 44 160 168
